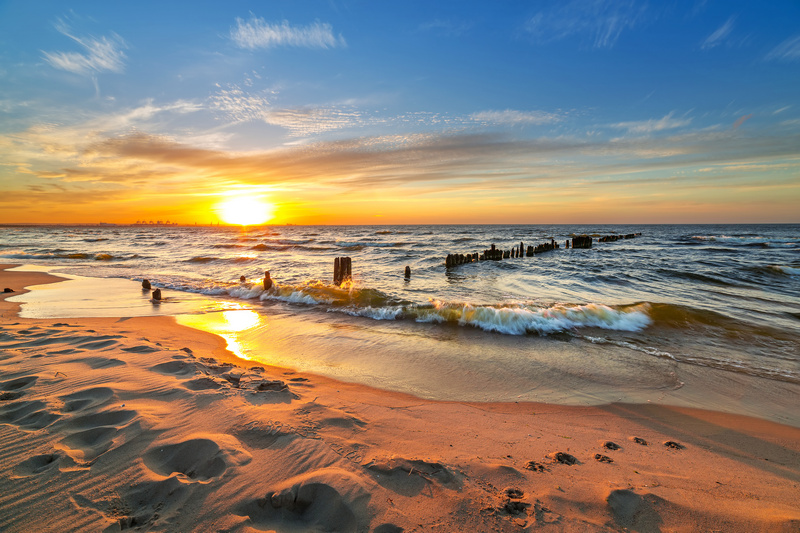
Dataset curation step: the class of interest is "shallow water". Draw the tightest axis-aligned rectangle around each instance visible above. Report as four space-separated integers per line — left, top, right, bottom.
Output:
3 224 799 425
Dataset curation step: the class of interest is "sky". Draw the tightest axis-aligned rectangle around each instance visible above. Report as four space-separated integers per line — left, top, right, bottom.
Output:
1 0 799 225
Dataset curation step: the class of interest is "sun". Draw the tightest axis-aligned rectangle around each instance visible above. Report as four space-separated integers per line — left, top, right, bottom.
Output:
216 196 274 225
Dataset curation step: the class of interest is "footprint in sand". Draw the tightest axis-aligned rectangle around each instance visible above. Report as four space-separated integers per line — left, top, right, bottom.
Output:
149 360 197 377
1 375 38 391
499 487 530 517
55 408 138 463
240 476 363 533
0 399 61 430
12 453 62 477
550 452 579 465
366 457 458 496
71 475 190 531
63 409 137 432
142 435 251 482
58 427 118 462
59 387 114 412
183 377 224 391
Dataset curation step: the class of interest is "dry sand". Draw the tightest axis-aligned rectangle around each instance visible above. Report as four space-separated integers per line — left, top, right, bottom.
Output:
1 265 799 532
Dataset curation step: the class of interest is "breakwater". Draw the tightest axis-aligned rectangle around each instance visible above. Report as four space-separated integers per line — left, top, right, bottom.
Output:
444 233 641 267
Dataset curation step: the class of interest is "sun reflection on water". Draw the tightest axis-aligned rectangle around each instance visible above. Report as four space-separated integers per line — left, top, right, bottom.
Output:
177 307 264 361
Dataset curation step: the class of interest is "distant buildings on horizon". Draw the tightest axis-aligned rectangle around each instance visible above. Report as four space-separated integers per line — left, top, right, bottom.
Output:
133 220 179 225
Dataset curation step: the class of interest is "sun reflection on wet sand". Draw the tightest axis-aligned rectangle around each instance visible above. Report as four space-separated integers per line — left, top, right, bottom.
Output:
177 307 264 360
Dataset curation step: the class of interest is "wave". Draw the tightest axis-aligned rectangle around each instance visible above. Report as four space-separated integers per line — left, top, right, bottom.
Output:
657 268 737 287
187 256 217 263
336 241 406 249
768 265 800 277
690 235 797 248
410 301 652 335
0 251 135 261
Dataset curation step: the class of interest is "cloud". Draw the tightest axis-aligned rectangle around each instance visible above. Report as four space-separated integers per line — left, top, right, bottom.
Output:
524 0 647 48
766 35 800 61
43 21 127 76
231 17 346 50
265 107 363 136
701 17 735 49
209 85 362 136
470 109 562 126
732 114 753 129
209 85 272 123
610 112 692 134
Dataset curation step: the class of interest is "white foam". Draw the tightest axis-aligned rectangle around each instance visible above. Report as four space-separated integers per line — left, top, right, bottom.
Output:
336 306 404 320
426 301 652 335
227 285 265 299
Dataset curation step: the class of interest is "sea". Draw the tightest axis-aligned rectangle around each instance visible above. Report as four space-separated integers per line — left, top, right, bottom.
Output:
2 224 799 426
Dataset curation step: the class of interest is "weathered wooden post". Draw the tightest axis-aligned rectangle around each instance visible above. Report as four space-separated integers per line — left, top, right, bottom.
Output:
263 271 273 290
152 288 162 300
142 279 151 290
404 266 411 279
334 257 352 285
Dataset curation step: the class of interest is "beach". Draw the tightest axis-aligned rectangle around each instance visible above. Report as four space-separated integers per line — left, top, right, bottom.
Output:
2 264 799 532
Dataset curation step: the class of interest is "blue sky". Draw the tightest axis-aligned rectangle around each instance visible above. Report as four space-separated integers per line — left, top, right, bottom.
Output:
1 1 799 224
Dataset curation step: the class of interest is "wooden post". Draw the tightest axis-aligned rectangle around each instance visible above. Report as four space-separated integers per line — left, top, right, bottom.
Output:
152 288 162 300
334 257 352 285
263 271 273 290
142 279 151 290
404 266 411 279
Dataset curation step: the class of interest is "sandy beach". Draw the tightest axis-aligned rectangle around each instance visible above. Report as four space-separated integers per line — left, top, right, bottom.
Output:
1 265 799 532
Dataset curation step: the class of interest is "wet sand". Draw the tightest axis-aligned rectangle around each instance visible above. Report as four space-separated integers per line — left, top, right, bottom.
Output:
1 265 799 532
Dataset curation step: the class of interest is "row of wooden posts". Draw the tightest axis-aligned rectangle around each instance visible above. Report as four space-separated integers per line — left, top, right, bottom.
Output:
140 234 644 295
598 233 640 242
444 233 641 268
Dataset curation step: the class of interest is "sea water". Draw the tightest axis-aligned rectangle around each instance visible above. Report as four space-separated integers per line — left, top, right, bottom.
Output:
2 224 799 425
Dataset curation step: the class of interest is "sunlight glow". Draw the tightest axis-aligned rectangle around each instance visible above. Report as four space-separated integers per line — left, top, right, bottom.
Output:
216 196 274 225
222 309 261 332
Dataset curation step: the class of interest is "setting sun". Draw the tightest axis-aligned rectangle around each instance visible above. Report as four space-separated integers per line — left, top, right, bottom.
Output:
216 196 274 225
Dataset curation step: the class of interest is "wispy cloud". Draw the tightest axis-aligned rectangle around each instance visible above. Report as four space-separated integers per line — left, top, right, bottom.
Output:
230 17 346 50
766 35 800 61
524 0 647 48
209 84 273 123
43 20 127 76
209 85 362 136
701 17 735 50
471 109 562 126
610 112 692 134
265 107 363 136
